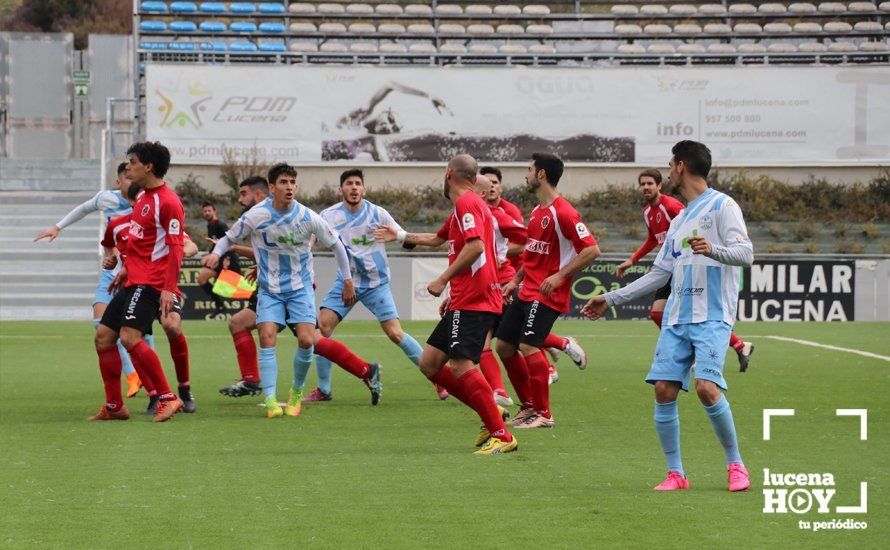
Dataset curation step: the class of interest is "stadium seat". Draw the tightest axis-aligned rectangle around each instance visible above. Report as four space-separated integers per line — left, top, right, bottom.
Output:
405 5 433 16
259 22 285 33
169 42 197 51
615 24 643 35
526 24 553 35
170 21 198 32
767 43 798 52
379 43 407 53
493 5 522 16
523 5 549 16
259 41 286 52
465 5 493 15
707 43 737 53
141 1 169 13
407 24 435 35
318 3 345 14
617 43 646 53
677 44 706 53
199 21 227 32
289 41 318 52
703 23 732 34
848 2 878 11
320 42 348 52
199 2 226 14
345 3 372 14
828 41 858 51
469 43 498 53
319 23 347 33
640 5 668 15
824 21 854 32
611 5 639 15
497 24 524 34
288 3 315 14
408 43 437 53
669 4 697 15
439 24 466 34
817 3 846 13
200 41 227 51
499 44 528 54
230 22 258 33
439 43 467 53
860 41 889 50
673 24 703 35
139 21 167 32
289 22 317 32
140 41 168 50
734 23 764 34
798 41 827 51
880 1 890 11
887 21 890 30
728 4 757 14
258 3 285 14
698 4 728 15
170 2 197 13
230 40 258 52
737 43 767 53
788 2 818 13
644 24 672 35
759 3 788 13
377 23 406 34
794 22 823 32
648 43 676 53
229 3 256 14
854 21 884 31
467 24 495 35
528 44 556 53
348 23 375 34
350 42 378 53
436 5 463 15
764 23 793 33
375 4 404 15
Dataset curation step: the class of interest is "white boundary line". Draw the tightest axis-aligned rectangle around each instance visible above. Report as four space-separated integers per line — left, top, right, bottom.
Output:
755 335 890 362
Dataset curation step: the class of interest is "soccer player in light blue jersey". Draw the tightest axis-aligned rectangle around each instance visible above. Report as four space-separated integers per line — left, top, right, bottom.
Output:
306 169 433 402
204 163 374 419
34 162 151 397
583 141 752 492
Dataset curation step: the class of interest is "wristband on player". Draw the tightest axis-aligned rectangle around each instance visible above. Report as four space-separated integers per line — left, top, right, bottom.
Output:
396 230 407 243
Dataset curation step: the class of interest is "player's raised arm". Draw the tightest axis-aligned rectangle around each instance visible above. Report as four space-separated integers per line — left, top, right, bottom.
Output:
34 192 105 242
374 225 445 247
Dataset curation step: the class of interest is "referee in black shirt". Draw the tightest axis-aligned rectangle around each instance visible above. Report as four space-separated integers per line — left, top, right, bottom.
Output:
198 202 240 315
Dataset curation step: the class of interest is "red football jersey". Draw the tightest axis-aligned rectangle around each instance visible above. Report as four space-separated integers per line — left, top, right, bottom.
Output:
434 192 502 313
125 183 185 292
493 197 525 272
489 204 527 285
102 214 133 260
518 196 597 313
630 194 685 263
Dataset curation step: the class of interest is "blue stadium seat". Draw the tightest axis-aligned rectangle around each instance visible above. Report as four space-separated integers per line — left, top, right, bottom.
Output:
259 41 287 52
141 1 169 13
230 3 257 14
199 21 227 32
258 3 285 14
170 2 197 13
170 21 198 32
231 40 259 52
169 42 197 51
200 41 228 51
139 21 167 32
230 21 258 33
139 41 168 51
199 2 226 14
259 22 285 33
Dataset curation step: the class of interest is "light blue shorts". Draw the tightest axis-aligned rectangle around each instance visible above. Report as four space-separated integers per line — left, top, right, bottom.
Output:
646 320 732 392
92 268 117 306
256 288 316 329
320 280 399 323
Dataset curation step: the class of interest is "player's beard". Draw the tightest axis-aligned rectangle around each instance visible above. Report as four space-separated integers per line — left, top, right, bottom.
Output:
442 179 451 201
525 178 540 194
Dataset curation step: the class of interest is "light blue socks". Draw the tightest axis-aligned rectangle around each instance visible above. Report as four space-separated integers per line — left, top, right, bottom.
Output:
654 400 684 476
704 395 742 465
314 355 333 394
293 346 314 389
398 333 424 367
259 347 278 398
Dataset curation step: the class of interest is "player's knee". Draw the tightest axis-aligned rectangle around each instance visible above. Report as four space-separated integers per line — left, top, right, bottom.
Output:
197 269 212 285
118 330 141 350
162 320 180 338
518 343 538 357
384 326 403 344
654 381 679 403
495 339 515 360
695 379 721 406
94 328 116 350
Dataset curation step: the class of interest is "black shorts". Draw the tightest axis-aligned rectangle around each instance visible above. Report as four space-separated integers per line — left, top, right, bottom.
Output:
427 309 498 363
100 285 182 335
654 277 673 301
495 298 561 349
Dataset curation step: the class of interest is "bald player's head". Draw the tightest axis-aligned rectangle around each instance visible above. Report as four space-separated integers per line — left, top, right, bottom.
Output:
447 154 478 184
474 174 492 198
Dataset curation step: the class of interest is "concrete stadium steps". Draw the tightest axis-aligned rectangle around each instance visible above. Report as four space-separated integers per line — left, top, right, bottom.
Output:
0 190 102 320
0 159 101 191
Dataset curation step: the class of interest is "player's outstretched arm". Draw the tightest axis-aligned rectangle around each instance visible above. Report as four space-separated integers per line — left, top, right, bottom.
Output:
598 265 672 310
374 226 444 247
35 193 104 242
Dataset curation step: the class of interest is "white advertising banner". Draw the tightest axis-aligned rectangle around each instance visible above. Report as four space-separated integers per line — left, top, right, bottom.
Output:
146 65 890 165
411 257 449 321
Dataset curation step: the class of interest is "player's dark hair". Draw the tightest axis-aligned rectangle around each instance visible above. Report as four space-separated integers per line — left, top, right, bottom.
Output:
202 201 216 209
531 153 564 186
480 166 502 182
268 163 297 185
638 169 663 185
116 162 127 175
671 140 712 179
239 175 268 192
126 141 171 178
126 183 140 201
339 169 364 186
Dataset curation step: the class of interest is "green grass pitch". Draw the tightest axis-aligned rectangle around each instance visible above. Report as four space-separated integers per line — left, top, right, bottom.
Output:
1 320 887 548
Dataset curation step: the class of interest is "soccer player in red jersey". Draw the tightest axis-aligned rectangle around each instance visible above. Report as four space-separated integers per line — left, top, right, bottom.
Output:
376 155 517 455
495 154 600 429
90 141 185 422
616 169 754 372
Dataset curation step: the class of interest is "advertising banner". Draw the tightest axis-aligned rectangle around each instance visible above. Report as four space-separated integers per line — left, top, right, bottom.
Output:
146 65 890 165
